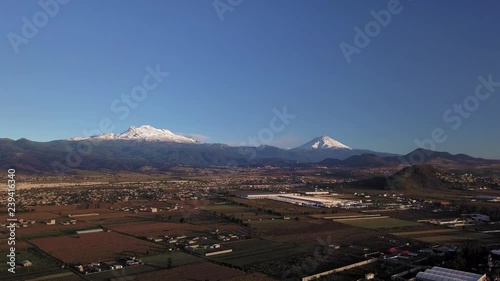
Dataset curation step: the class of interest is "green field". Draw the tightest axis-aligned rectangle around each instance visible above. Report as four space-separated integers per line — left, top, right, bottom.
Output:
337 217 422 229
0 247 66 281
207 238 313 268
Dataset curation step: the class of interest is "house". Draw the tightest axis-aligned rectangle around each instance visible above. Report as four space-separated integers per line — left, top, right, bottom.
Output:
468 214 490 223
19 260 32 267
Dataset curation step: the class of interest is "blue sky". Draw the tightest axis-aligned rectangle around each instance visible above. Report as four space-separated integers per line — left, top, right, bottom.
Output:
1 0 499 158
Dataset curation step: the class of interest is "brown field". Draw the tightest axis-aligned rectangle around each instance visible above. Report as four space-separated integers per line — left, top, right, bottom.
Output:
30 231 164 264
67 212 140 222
250 218 379 244
391 228 458 237
0 211 61 221
108 220 248 238
114 262 247 281
32 204 104 212
391 228 498 245
309 211 367 219
376 209 462 221
57 207 118 216
15 221 96 237
223 274 278 281
0 240 28 251
232 198 324 215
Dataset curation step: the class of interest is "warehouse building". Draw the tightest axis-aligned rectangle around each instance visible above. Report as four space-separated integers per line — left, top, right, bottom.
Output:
76 228 104 235
239 193 355 208
416 266 486 281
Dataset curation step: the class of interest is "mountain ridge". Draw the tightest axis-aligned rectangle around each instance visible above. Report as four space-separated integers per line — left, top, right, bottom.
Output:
69 125 199 144
2 126 497 174
293 135 352 150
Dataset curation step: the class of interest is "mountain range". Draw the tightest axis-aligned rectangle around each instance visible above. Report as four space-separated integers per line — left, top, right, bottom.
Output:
70 125 199 143
1 125 497 174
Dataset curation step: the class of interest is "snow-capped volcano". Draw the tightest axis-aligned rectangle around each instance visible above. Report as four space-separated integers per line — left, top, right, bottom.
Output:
295 136 352 150
70 125 199 143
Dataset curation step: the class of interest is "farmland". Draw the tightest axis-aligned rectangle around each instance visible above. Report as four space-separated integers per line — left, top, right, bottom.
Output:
249 218 380 245
391 228 498 244
0 247 66 281
3 167 500 281
335 217 422 229
207 238 313 268
30 231 164 264
141 251 203 267
115 262 248 281
202 202 284 220
107 219 248 238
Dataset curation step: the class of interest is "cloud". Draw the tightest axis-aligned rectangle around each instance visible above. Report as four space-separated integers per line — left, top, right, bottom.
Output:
177 133 210 142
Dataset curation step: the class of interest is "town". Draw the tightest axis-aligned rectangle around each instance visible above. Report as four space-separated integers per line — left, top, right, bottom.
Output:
1 166 499 281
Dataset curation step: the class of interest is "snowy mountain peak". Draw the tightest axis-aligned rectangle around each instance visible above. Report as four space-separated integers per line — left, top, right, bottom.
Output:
69 125 199 143
296 135 352 150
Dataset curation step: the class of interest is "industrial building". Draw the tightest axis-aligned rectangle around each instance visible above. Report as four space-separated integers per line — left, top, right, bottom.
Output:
76 228 104 235
416 266 486 281
239 193 355 208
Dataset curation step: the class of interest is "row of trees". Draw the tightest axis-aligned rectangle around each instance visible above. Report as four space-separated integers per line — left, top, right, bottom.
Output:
456 204 500 221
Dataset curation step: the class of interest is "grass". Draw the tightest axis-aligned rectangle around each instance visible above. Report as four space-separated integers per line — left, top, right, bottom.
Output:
248 219 295 225
0 247 66 281
337 217 422 229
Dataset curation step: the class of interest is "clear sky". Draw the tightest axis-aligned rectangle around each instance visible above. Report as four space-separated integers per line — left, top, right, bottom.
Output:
1 0 499 158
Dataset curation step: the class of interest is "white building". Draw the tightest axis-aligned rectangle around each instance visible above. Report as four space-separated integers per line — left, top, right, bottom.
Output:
240 193 354 208
416 266 486 281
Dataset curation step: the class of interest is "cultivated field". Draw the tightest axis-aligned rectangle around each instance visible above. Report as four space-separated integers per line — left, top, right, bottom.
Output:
107 220 248 238
391 228 498 244
336 217 422 229
141 251 203 268
202 203 280 220
207 238 313 268
232 198 324 215
0 247 66 281
114 262 248 281
30 231 164 264
250 219 379 245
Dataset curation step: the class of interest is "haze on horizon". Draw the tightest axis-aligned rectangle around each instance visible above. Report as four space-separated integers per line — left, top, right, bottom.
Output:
1 0 499 159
